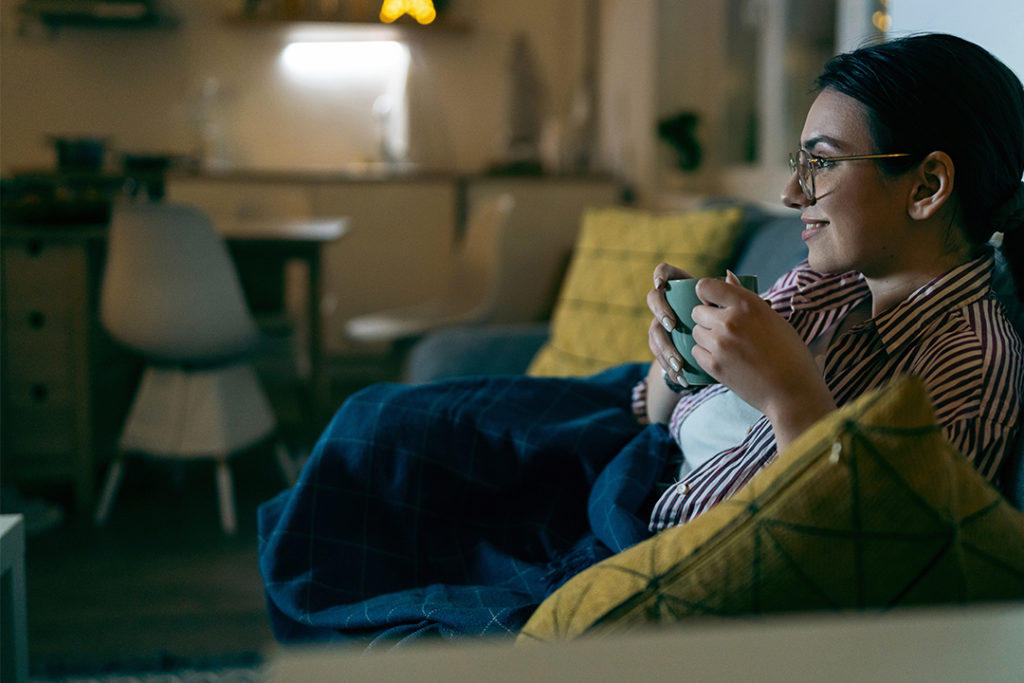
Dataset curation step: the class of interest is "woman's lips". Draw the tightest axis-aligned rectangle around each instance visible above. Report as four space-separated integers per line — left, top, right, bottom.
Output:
801 219 829 241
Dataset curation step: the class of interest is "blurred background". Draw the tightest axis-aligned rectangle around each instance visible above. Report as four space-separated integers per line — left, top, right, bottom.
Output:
1 0 1022 679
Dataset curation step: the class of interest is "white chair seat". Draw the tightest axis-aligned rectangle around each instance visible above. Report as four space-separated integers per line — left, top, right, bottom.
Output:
345 297 493 343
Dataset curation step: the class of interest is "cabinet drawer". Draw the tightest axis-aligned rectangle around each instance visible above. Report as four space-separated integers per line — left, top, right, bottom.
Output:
2 241 87 311
3 370 75 409
4 309 77 377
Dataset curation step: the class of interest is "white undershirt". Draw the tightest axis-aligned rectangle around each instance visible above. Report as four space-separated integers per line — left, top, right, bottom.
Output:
675 390 761 478
674 307 855 479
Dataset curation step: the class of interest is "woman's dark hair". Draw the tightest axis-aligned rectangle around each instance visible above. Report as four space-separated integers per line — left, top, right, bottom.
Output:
817 33 1024 297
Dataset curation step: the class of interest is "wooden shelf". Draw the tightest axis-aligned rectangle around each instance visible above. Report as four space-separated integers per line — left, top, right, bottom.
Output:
224 14 471 34
222 12 470 34
17 0 179 31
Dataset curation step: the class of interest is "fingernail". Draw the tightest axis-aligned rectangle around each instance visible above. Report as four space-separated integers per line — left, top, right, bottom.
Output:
676 374 688 387
654 276 664 290
662 316 674 332
669 357 680 372
725 269 739 284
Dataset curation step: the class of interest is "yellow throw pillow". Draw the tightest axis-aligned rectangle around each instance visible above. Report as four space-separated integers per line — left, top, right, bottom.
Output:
526 205 745 377
517 375 1024 643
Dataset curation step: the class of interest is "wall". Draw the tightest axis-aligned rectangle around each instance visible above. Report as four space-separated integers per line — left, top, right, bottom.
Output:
888 0 1024 82
597 0 865 210
0 0 590 174
595 0 656 205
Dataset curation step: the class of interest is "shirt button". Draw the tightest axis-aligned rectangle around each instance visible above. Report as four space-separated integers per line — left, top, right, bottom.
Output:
676 482 690 495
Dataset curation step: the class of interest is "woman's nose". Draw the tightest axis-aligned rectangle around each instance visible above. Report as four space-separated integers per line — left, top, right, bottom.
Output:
781 172 811 209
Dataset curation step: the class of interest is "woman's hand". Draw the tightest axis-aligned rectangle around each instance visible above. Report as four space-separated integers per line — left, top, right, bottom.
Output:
646 263 692 385
643 263 694 424
690 272 835 449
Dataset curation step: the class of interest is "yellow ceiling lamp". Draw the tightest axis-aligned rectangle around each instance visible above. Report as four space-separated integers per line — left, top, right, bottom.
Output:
380 0 436 25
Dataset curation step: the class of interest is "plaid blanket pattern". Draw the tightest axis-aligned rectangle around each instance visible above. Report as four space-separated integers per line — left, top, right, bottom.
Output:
258 363 677 646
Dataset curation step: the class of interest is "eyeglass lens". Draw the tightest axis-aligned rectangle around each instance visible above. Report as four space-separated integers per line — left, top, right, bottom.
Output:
789 150 814 200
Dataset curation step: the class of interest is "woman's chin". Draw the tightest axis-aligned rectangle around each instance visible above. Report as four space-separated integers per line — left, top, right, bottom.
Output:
806 252 843 274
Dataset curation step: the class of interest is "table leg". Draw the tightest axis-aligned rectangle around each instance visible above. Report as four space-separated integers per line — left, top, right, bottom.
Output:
307 248 330 424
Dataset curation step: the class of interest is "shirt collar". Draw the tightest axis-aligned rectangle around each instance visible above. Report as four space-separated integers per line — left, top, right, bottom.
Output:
790 250 995 354
872 250 995 353
791 268 870 314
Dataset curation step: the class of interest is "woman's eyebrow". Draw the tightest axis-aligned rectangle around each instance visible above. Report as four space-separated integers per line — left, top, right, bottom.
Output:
801 135 843 151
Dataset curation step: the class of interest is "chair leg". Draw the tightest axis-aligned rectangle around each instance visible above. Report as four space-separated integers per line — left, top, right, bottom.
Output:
274 439 298 486
94 455 126 527
215 459 238 535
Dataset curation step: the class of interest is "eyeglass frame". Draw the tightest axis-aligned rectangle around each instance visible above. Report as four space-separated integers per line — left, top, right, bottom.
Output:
788 149 914 201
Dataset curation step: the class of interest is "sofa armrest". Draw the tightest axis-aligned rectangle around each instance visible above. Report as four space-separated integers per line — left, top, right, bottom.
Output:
403 323 550 384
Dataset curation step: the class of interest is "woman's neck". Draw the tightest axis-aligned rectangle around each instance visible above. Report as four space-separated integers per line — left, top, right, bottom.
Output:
862 248 973 316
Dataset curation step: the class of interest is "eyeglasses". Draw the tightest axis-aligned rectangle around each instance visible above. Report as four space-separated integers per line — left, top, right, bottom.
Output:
788 149 913 202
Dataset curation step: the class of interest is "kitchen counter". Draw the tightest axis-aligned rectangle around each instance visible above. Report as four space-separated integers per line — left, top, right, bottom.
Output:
168 166 616 185
169 164 456 184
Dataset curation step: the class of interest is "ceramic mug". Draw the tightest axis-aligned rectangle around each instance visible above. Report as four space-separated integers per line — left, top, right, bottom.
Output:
664 275 758 386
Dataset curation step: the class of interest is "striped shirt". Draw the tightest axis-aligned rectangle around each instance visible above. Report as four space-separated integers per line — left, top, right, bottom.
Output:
649 250 1023 532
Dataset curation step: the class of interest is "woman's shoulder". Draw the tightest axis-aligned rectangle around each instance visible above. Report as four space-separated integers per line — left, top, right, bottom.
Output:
916 296 1023 416
925 294 1023 360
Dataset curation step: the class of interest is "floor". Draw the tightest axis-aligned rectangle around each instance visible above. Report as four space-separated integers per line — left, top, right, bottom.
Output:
14 348 405 678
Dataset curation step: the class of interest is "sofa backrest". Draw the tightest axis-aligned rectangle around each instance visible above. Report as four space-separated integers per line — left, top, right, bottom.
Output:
730 213 807 290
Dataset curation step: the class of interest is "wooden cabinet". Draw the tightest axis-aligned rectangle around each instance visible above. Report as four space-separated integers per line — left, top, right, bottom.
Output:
1 228 136 510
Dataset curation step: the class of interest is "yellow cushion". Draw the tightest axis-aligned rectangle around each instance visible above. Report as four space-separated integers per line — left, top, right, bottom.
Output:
526 206 745 377
517 375 1024 643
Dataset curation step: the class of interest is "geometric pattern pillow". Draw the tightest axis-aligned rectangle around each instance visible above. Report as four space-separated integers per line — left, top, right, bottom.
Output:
517 375 1024 642
527 205 744 377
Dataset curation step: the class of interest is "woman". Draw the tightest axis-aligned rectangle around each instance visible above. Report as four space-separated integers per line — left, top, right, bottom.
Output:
642 32 1024 531
259 33 1024 645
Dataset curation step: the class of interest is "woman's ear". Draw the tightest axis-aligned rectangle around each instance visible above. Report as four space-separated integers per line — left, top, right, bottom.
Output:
907 151 955 221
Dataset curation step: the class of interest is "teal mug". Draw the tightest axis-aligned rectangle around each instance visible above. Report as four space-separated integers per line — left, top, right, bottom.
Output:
664 275 758 386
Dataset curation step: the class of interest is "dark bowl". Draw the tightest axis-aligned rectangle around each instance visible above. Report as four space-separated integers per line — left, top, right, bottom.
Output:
50 136 108 172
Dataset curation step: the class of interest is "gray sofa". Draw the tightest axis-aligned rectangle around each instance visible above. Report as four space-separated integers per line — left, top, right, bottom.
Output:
404 203 1024 508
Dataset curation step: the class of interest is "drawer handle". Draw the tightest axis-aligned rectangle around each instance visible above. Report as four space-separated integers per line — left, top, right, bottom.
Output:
28 311 46 329
30 383 49 402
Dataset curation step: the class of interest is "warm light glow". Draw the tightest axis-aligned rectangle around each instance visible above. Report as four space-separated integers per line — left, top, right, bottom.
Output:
280 40 410 82
278 41 412 163
872 10 892 32
380 0 436 25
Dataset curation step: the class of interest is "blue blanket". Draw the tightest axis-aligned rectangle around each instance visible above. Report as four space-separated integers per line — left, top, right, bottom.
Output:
258 363 678 647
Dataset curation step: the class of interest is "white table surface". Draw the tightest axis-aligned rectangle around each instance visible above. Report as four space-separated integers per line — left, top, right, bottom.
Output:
266 603 1024 683
1 514 28 683
216 216 348 242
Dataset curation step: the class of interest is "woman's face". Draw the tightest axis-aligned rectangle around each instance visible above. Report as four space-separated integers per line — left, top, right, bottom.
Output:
782 88 915 277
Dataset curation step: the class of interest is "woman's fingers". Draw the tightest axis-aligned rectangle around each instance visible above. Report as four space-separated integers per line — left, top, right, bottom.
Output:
649 263 695 331
649 318 684 379
647 287 677 332
694 276 754 309
652 263 693 290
